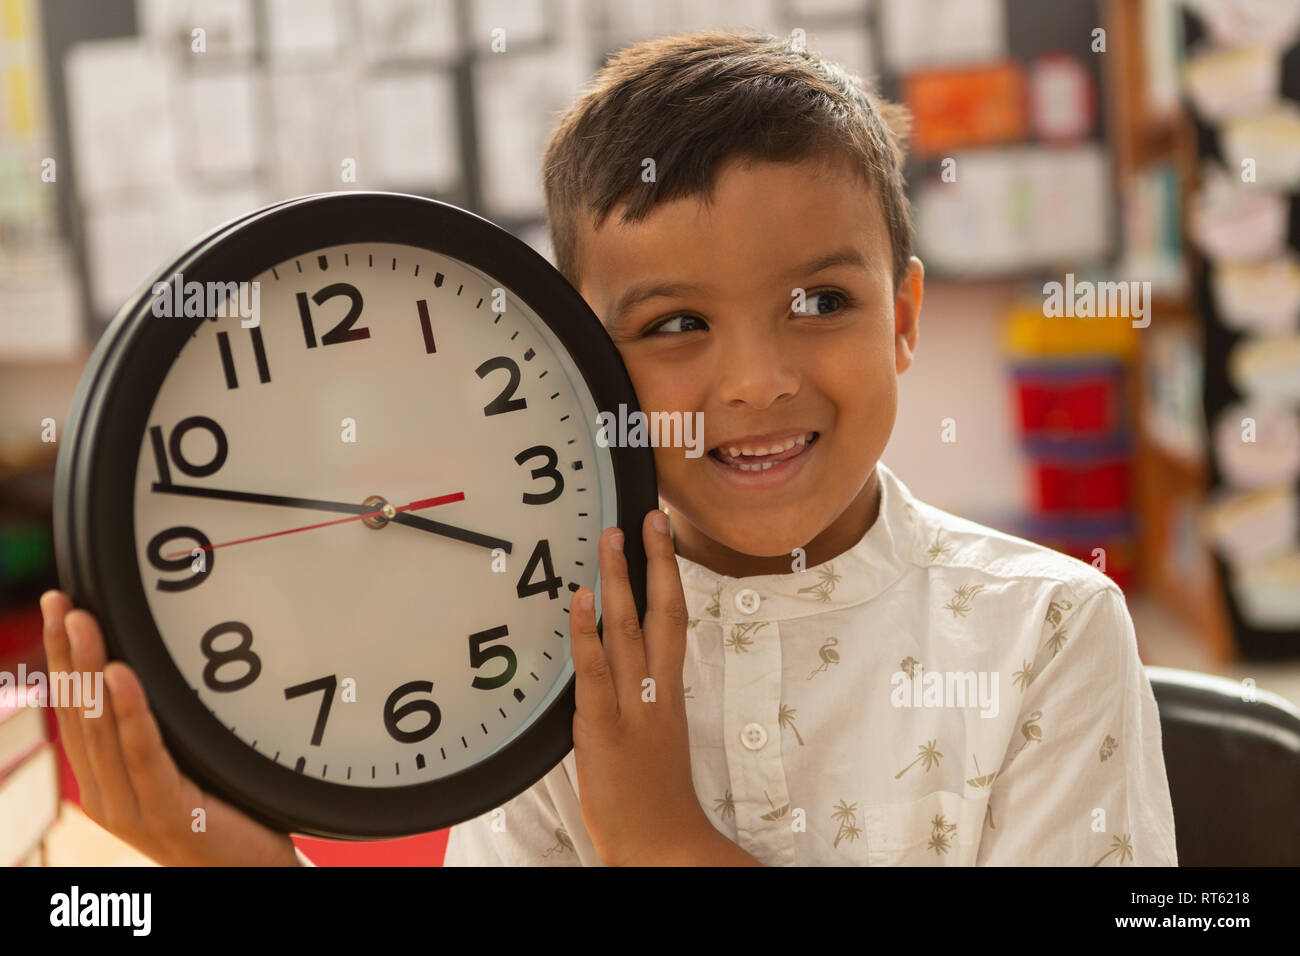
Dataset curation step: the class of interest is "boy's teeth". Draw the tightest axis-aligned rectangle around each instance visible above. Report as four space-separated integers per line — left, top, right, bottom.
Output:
726 432 813 458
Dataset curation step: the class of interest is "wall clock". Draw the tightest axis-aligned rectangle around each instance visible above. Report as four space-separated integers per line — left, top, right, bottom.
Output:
53 191 658 839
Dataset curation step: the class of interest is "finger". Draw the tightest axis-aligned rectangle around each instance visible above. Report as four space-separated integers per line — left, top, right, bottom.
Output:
597 525 647 702
640 509 689 681
568 587 618 723
40 591 101 816
64 610 142 827
104 661 186 829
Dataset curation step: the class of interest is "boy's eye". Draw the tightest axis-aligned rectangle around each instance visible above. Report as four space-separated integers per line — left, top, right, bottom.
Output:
796 290 847 315
646 314 708 335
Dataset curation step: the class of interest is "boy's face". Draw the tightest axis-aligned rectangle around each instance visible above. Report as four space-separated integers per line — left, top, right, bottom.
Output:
574 155 922 577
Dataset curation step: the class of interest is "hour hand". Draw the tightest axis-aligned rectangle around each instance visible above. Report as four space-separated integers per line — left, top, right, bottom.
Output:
389 512 512 554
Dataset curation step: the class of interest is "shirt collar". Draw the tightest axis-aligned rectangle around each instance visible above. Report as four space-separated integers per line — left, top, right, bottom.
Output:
674 460 922 625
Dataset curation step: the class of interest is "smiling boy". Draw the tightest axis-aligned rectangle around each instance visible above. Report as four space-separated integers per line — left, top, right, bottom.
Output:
442 32 1177 866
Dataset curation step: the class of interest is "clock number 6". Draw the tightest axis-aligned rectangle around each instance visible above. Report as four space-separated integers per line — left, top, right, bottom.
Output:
383 680 441 743
515 445 563 504
468 625 517 690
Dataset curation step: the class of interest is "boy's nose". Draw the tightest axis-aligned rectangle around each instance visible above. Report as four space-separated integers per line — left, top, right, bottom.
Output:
712 326 800 410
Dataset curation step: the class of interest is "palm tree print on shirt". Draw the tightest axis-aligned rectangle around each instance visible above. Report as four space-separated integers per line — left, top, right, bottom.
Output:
831 799 861 847
778 703 805 746
725 621 768 653
1090 833 1134 866
895 739 943 778
1043 598 1073 658
926 530 951 562
900 656 921 678
929 813 957 855
706 583 721 619
797 564 842 602
807 637 840 679
712 790 735 821
944 583 985 617
1012 659 1035 691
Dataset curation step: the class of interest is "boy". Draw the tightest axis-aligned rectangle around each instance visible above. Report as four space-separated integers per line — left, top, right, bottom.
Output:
441 31 1176 866
40 32 1176 867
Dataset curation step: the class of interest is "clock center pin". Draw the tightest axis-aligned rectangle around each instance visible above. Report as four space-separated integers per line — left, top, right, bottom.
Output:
362 495 396 528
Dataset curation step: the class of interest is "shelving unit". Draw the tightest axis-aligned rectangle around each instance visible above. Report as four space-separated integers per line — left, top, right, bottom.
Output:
1103 0 1237 663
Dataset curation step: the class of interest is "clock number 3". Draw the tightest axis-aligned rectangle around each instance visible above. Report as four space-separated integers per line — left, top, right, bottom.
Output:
515 445 563 504
296 283 370 348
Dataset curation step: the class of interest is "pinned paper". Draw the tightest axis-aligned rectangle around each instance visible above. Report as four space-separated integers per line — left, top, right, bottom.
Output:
360 72 459 190
1230 551 1300 629
1183 0 1300 51
1201 484 1297 565
1182 44 1278 120
64 38 177 200
904 62 1026 157
1213 401 1300 489
1211 257 1300 334
177 70 261 180
1189 163 1287 262
880 0 1004 72
357 0 459 63
1228 334 1300 402
1221 103 1300 190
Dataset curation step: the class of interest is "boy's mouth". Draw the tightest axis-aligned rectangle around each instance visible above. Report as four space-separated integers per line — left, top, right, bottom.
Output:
708 431 819 471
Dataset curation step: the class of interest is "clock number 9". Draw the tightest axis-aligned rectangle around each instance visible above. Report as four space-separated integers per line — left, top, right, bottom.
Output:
468 624 517 690
515 445 563 504
383 680 442 743
146 526 214 591
200 621 262 692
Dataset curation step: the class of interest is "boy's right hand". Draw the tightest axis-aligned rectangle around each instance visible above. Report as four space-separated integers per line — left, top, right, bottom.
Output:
40 590 301 866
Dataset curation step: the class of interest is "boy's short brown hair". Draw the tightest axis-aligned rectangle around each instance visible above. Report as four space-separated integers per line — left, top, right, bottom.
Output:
542 31 913 294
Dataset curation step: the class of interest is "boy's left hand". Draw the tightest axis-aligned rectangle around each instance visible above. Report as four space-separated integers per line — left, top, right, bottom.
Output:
569 508 712 866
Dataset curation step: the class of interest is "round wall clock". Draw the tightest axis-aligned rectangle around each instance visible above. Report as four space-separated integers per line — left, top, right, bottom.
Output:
53 191 658 839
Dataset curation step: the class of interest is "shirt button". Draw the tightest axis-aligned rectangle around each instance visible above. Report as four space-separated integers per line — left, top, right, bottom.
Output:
734 588 761 614
740 722 768 750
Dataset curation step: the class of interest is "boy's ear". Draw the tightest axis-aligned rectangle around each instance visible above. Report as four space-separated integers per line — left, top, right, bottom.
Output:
894 256 924 374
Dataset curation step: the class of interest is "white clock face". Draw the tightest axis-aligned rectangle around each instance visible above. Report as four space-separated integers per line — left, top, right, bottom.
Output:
131 241 615 787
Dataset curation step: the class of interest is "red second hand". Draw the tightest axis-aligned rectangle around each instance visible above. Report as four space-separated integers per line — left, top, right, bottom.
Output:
162 492 465 558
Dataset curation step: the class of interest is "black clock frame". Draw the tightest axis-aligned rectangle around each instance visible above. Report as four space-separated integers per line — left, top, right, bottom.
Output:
53 191 659 840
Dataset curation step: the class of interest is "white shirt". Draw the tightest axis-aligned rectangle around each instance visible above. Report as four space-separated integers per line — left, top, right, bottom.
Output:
442 461 1178 866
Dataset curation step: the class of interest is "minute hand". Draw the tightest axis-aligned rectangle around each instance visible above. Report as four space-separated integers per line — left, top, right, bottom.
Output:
152 483 511 553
